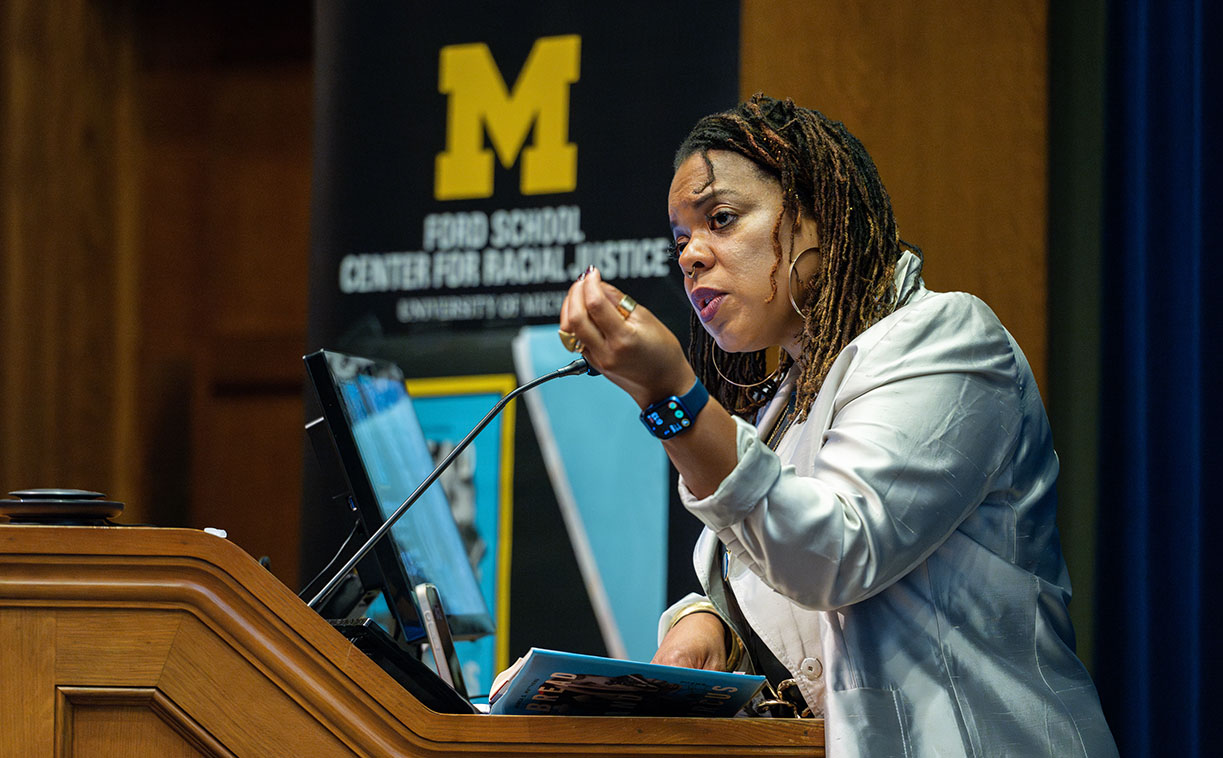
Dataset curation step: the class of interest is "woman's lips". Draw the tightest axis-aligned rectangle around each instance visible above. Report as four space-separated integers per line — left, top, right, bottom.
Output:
691 289 727 322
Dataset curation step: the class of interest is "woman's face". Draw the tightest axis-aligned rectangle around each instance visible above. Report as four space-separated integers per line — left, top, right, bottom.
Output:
668 150 819 358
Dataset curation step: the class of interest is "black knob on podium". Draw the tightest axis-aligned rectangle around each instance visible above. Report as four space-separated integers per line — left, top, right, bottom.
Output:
1 489 124 525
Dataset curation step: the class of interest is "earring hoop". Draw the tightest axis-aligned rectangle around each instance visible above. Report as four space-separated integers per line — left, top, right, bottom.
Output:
787 246 820 317
711 347 784 389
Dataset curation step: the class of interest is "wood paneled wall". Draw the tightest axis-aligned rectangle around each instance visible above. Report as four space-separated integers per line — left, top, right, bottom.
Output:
1 0 312 589
1 0 140 508
742 0 1048 384
136 3 312 588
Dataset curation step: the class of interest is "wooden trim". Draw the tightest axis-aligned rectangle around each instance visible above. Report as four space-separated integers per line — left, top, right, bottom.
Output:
57 686 237 758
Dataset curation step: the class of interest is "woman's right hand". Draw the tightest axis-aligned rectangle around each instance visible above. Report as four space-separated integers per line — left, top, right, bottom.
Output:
561 266 740 499
559 267 695 409
651 611 730 672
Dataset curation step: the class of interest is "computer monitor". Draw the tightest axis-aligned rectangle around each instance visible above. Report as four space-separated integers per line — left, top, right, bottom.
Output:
304 349 494 641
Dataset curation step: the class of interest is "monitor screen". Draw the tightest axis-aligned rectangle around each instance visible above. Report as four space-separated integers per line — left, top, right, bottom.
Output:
304 349 494 641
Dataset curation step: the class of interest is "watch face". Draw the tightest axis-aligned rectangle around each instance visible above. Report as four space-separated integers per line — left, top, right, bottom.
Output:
642 398 692 439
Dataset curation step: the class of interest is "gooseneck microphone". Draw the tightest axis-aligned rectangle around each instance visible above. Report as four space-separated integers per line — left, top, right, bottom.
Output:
308 356 596 611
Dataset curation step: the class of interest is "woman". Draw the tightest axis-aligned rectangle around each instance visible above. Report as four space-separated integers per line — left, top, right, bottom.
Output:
558 95 1117 756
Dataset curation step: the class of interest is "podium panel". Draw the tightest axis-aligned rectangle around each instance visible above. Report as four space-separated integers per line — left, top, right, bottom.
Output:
0 525 823 757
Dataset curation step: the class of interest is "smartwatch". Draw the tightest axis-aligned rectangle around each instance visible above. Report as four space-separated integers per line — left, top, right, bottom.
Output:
639 378 709 439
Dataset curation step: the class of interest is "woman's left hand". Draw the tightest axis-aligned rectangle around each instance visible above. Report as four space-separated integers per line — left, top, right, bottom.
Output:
652 611 729 671
559 267 695 409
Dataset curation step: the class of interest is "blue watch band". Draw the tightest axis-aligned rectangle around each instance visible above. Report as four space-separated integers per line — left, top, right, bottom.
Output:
639 378 710 439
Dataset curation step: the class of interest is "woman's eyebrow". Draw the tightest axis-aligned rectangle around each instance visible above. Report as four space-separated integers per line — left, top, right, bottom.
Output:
688 186 741 207
670 187 744 229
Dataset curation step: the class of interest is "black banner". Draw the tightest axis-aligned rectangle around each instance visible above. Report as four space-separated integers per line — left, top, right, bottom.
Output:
305 0 739 664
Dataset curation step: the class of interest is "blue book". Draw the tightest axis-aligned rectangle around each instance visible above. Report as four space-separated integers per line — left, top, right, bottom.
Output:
488 647 766 717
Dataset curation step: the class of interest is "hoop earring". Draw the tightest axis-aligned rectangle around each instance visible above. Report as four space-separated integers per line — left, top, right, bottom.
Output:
712 347 784 389
787 246 820 318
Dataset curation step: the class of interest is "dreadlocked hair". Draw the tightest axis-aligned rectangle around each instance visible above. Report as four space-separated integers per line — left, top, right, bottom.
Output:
675 94 921 420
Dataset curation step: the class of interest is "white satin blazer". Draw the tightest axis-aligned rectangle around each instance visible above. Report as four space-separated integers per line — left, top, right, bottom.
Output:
660 254 1118 757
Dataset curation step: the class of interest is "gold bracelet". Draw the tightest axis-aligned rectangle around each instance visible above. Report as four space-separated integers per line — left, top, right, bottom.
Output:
669 601 746 672
668 600 721 628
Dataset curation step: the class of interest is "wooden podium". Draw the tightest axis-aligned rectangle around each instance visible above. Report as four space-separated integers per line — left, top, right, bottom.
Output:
0 524 823 756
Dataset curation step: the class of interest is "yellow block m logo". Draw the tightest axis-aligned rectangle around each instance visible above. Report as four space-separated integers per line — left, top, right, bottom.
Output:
435 35 581 200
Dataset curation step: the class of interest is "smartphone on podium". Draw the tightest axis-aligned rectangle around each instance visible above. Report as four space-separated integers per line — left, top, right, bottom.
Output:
413 582 468 699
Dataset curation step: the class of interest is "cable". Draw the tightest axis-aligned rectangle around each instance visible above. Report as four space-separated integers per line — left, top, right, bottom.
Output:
297 517 362 599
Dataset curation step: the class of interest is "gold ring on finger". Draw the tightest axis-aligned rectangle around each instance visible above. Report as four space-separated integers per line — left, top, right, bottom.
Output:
558 329 581 352
616 295 638 319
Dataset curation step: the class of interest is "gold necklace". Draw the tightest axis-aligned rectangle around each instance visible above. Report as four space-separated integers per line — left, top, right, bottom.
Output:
764 392 799 450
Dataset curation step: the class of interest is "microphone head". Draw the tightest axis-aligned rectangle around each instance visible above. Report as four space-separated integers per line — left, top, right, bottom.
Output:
560 357 600 376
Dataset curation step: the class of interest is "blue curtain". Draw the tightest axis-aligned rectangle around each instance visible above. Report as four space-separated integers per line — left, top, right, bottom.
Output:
1095 0 1220 755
